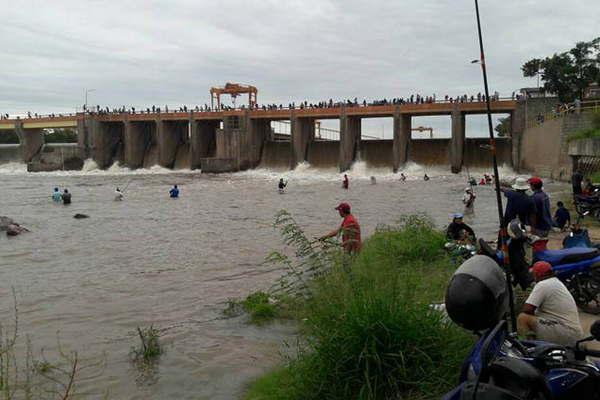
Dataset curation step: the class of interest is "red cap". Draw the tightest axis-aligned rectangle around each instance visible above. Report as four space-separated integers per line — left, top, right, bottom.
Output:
335 202 351 214
530 261 552 279
528 176 543 186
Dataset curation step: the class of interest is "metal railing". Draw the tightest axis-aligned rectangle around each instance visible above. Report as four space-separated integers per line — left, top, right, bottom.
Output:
0 95 518 122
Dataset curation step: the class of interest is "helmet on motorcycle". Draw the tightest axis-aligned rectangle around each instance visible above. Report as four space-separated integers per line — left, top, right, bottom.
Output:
507 219 527 240
445 255 508 331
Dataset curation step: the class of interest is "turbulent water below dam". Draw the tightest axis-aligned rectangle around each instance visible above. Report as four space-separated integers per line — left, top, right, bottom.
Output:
0 160 568 399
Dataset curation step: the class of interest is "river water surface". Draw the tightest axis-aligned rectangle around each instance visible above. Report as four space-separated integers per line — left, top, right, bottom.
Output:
0 161 566 399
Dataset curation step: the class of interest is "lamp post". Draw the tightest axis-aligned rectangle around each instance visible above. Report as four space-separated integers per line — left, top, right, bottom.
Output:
82 89 96 159
84 89 96 111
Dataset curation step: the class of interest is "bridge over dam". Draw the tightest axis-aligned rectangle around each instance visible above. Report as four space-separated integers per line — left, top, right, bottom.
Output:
0 100 522 173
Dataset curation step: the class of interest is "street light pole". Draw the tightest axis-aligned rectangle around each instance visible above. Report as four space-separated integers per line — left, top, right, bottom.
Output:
82 89 96 159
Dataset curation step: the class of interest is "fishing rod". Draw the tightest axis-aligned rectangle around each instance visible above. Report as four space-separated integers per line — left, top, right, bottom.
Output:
473 0 517 331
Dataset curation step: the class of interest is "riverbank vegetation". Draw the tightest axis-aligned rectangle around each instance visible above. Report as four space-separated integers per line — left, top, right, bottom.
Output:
244 213 474 400
567 110 600 143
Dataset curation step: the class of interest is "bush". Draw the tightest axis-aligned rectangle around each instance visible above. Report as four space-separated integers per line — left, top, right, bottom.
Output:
246 215 474 400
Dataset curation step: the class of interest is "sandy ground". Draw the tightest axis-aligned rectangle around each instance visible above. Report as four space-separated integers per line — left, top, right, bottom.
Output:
545 225 600 347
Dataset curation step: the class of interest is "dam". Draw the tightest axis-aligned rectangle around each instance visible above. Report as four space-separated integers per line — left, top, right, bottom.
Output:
0 99 521 173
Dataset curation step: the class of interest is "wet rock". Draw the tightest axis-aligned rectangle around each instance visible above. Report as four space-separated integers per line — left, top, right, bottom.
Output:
7 224 28 236
73 214 90 219
0 216 15 230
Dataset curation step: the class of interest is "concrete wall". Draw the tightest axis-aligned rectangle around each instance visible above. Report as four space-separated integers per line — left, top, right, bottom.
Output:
260 141 292 169
28 143 84 172
0 144 21 163
190 120 219 169
91 121 124 169
519 112 593 180
307 141 340 169
124 120 153 168
339 113 360 171
361 140 394 168
15 122 44 163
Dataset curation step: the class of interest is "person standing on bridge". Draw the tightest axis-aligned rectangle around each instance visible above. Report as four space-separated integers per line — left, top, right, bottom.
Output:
319 202 361 254
342 174 349 190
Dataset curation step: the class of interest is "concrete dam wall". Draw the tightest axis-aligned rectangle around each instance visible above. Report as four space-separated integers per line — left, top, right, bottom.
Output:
0 144 21 163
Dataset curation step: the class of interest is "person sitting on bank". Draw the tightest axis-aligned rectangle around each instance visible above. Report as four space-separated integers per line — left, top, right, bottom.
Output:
518 261 584 346
446 213 476 243
52 187 62 202
169 185 179 198
553 201 570 231
278 178 287 194
319 202 361 253
61 189 71 205
562 221 600 249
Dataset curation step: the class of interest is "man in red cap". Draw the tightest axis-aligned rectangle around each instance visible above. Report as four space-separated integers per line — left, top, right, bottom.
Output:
319 202 361 253
529 176 553 237
517 261 583 346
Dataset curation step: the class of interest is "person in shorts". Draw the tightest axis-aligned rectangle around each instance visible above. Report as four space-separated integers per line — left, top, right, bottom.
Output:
517 261 583 346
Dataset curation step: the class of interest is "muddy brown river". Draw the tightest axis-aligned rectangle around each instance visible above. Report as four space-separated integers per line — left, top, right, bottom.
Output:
0 160 568 399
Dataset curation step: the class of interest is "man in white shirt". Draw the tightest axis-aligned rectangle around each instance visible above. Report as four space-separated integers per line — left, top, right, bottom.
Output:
517 261 584 346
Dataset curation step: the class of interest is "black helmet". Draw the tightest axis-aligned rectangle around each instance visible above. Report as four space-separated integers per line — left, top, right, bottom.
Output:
507 219 527 240
445 255 508 331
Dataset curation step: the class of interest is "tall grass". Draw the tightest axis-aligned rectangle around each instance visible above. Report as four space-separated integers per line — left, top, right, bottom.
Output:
567 110 600 142
246 214 474 400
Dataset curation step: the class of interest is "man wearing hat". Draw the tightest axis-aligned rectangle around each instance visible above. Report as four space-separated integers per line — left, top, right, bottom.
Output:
446 213 475 242
320 202 361 253
518 261 583 346
529 176 553 237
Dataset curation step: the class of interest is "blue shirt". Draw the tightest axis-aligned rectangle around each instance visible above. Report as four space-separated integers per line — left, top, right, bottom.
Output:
169 188 179 198
554 207 571 228
52 192 62 202
531 190 553 231
503 190 536 226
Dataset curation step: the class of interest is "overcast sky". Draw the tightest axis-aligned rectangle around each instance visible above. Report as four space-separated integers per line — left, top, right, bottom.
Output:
1 0 598 136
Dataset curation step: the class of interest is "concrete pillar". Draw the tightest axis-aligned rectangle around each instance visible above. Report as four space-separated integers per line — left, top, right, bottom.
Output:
190 119 219 169
14 121 44 163
157 119 186 168
124 120 152 168
339 111 361 172
450 108 465 173
291 116 315 168
392 109 411 172
91 121 124 169
76 118 90 160
246 116 270 169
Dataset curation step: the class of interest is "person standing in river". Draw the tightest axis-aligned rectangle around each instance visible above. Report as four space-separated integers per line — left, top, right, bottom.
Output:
61 189 71 205
52 187 62 202
342 174 349 190
319 202 361 254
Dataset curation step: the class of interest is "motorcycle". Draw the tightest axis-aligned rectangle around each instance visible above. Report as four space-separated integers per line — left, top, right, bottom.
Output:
478 234 600 309
575 190 600 222
442 319 600 399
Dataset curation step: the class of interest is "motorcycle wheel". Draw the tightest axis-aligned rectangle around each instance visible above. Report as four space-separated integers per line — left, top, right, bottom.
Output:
564 273 600 308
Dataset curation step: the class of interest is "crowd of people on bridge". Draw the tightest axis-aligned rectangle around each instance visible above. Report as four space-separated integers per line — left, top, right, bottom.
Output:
0 90 529 121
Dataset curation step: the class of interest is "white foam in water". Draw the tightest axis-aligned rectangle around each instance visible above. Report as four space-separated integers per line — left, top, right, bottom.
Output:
0 158 515 181
0 159 199 176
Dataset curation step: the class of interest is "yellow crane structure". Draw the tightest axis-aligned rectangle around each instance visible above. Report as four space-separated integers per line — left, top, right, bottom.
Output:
210 82 258 109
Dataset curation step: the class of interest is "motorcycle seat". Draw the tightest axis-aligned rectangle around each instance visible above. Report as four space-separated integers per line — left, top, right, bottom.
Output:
535 247 600 265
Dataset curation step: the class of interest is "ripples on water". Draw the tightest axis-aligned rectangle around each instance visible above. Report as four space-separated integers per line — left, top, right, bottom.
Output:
0 160 568 399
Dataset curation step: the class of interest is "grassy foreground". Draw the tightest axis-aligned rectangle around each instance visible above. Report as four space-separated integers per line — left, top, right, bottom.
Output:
245 215 474 400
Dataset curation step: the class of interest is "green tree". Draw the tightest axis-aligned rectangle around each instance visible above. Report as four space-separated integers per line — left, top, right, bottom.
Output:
522 38 600 102
494 116 511 137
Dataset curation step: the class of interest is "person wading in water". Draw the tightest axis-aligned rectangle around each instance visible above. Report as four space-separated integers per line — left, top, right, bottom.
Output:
342 174 349 190
319 202 361 254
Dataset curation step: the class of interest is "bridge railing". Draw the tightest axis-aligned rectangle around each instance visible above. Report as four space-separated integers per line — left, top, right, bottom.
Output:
1 96 519 122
